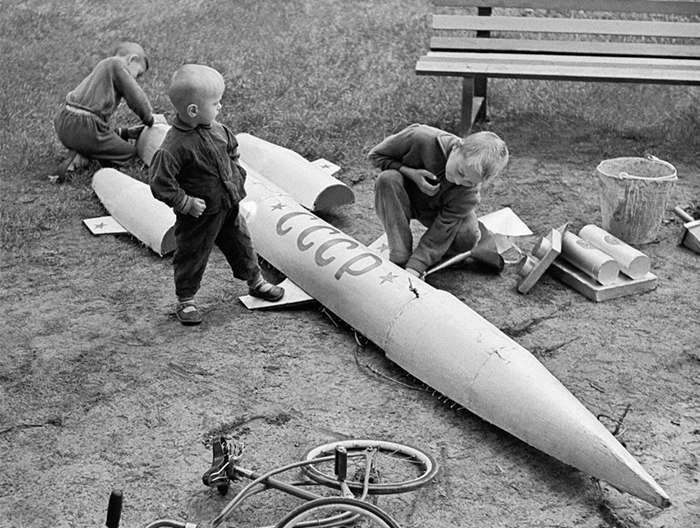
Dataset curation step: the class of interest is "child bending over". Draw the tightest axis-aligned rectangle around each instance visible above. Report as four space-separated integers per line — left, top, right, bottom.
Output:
150 64 284 325
369 123 509 278
54 41 156 181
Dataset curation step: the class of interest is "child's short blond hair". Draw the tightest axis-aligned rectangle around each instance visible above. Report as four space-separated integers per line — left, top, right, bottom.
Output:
168 64 225 115
112 41 149 71
457 131 509 184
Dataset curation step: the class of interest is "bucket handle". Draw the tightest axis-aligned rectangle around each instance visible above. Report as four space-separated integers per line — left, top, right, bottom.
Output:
614 154 677 181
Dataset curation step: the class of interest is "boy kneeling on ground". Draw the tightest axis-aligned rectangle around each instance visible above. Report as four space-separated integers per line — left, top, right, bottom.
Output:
369 124 509 278
54 41 157 181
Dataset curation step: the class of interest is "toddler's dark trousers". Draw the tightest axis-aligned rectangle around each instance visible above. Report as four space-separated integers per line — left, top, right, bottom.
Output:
173 204 261 300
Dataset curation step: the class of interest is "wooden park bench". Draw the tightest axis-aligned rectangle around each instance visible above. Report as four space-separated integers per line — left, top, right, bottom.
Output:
415 0 700 134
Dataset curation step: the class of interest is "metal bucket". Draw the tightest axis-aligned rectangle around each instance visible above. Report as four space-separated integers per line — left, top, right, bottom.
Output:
596 156 677 245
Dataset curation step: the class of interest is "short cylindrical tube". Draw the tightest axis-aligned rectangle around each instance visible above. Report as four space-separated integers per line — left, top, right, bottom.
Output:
561 231 620 285
579 224 650 279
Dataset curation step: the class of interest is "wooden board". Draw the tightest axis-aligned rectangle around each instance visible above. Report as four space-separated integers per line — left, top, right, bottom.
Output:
517 227 562 294
549 259 657 302
430 37 700 60
432 15 700 39
416 52 700 84
678 219 700 254
432 0 700 16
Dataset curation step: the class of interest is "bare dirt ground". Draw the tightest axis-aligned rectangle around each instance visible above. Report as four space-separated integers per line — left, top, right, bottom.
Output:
1 114 699 528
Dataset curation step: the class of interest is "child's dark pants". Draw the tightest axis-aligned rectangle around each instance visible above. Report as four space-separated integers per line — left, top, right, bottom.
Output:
54 106 137 165
173 204 261 300
374 169 481 266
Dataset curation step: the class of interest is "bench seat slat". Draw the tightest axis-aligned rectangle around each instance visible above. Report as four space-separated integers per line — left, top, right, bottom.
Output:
433 0 700 17
433 15 700 39
416 62 700 84
430 37 700 58
416 53 700 84
422 50 700 68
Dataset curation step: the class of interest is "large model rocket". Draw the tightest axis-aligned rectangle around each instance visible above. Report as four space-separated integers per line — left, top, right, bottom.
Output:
238 162 669 509
92 129 669 508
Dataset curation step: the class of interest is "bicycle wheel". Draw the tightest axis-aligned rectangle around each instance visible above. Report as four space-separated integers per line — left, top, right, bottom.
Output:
275 497 401 528
301 439 438 495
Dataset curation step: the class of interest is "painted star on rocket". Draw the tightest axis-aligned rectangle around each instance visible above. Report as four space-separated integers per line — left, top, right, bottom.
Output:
379 272 398 284
271 202 287 211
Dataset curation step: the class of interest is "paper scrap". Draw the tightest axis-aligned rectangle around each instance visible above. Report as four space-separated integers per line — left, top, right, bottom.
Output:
479 207 532 237
83 216 129 235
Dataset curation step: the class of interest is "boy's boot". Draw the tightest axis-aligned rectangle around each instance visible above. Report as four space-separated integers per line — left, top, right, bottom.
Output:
247 274 284 302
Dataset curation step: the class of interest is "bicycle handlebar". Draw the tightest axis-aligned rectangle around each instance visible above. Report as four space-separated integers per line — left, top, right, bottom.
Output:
105 490 199 528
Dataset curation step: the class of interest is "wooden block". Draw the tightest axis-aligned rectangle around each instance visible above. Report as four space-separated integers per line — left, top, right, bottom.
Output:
516 227 562 294
678 219 700 254
549 259 657 302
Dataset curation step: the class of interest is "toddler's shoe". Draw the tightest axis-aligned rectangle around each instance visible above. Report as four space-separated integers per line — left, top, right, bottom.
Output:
249 280 285 302
176 300 202 325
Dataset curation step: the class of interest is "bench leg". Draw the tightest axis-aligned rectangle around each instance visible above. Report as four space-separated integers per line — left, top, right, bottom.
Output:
475 75 487 122
461 78 474 135
474 7 490 125
461 77 488 135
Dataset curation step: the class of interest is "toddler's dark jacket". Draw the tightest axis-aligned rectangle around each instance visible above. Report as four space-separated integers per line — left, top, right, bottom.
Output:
150 115 246 215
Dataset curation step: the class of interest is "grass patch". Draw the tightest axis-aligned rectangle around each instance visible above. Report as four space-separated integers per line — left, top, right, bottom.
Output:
1 0 698 260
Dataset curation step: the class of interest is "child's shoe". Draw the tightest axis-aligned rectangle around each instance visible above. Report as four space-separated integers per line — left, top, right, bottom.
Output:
176 300 202 325
55 152 89 183
248 280 285 302
56 151 79 183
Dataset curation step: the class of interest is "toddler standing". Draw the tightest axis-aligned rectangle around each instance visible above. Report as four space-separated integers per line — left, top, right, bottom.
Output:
150 64 284 325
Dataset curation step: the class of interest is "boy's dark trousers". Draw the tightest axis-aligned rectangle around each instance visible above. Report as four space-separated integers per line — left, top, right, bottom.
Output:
173 204 261 300
54 106 137 165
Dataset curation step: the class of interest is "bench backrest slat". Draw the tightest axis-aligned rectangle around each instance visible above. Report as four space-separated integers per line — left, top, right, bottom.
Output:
433 0 700 16
430 37 700 58
433 15 700 38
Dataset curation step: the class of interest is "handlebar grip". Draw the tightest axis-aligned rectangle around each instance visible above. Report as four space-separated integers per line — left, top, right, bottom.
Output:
334 445 347 481
674 206 694 223
106 490 123 528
